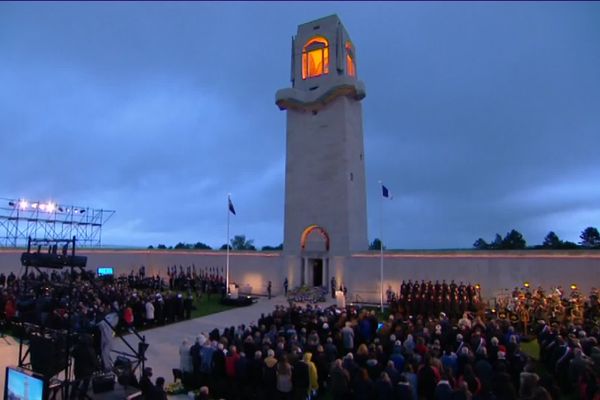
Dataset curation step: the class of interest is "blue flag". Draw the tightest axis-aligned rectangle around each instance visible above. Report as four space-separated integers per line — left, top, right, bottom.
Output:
382 184 391 198
228 197 236 215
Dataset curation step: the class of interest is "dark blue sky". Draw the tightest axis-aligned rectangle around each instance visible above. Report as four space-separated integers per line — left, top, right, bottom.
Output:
1 2 599 249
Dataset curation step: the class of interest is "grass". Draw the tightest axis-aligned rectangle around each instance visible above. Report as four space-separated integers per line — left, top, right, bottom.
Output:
519 339 580 400
521 339 540 360
191 294 237 319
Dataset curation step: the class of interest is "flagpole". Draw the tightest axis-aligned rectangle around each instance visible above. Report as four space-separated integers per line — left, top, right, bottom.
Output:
226 193 231 294
378 181 384 312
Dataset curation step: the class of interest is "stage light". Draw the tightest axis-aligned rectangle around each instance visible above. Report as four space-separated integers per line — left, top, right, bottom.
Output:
475 284 480 289
31 203 38 209
19 200 28 209
80 209 86 214
570 284 577 290
8 201 15 207
58 207 64 212
523 282 530 288
45 202 56 213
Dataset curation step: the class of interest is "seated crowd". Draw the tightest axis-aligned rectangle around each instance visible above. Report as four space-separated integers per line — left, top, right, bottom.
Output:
175 283 600 400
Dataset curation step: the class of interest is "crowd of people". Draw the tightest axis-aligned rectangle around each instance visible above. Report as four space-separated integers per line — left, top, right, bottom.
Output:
493 285 597 332
0 264 229 398
1 264 600 400
386 280 483 320
0 264 228 334
173 282 600 400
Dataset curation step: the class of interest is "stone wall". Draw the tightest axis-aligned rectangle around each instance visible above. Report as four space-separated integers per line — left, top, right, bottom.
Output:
1 249 598 301
345 251 600 303
0 249 285 296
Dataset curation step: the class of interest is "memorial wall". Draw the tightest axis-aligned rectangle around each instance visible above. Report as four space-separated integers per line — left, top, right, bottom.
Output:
1 248 598 302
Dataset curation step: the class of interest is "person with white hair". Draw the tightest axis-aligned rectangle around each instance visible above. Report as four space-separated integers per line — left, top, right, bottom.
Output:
98 311 119 371
145 296 155 327
179 338 193 374
341 321 354 352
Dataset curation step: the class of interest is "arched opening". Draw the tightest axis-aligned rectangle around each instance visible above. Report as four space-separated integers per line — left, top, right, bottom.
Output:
300 224 330 251
302 36 329 79
300 225 330 287
345 41 356 77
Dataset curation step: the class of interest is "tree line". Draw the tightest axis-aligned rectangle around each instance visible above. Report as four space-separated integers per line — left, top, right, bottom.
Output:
473 226 600 250
147 235 283 252
147 227 600 252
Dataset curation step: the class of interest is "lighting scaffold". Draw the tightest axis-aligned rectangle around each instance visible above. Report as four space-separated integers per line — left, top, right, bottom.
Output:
0 197 115 247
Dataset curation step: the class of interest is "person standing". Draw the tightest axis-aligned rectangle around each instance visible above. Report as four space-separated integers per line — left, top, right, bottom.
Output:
341 322 355 353
145 297 155 327
276 355 293 400
98 312 118 371
149 377 168 400
268 281 272 300
140 367 155 398
184 294 193 319
72 334 100 400
331 277 337 299
284 278 289 296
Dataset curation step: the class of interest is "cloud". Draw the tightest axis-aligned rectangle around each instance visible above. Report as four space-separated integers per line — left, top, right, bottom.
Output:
1 2 599 250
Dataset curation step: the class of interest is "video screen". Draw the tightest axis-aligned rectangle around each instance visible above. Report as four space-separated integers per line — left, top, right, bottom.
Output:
4 366 46 400
97 267 114 277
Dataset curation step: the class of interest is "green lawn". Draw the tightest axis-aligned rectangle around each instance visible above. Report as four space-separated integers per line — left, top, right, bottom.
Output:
521 339 540 360
191 294 237 318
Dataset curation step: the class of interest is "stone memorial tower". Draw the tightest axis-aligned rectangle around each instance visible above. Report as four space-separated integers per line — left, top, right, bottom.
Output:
276 15 368 288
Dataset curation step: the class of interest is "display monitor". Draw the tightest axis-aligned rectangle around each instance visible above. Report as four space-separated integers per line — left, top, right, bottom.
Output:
97 267 114 277
4 366 47 400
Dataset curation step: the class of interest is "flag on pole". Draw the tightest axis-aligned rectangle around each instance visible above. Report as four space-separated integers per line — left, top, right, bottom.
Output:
381 184 392 199
228 196 236 215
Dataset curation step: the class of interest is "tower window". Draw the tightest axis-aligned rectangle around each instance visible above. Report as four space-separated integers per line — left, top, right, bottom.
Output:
346 41 356 77
302 36 329 79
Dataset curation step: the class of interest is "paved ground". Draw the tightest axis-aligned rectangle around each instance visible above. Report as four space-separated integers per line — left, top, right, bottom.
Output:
0 295 337 399
113 295 296 384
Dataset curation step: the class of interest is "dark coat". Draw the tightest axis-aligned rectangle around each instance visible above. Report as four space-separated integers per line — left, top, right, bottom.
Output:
72 337 100 379
292 359 309 390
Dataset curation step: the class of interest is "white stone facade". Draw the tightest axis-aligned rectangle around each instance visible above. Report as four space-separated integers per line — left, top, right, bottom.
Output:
276 15 368 288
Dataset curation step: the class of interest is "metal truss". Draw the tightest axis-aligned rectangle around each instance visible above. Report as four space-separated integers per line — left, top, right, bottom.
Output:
0 197 115 247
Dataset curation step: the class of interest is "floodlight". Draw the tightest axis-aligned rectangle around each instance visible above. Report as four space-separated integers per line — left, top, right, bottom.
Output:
8 201 15 207
19 200 28 209
80 209 86 214
46 202 56 213
31 203 38 209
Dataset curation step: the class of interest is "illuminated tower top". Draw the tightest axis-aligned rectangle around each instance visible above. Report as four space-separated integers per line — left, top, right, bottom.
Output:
276 14 365 111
